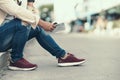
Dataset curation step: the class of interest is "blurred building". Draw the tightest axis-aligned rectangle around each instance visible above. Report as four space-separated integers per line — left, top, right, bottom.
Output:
35 0 120 34
54 0 120 21
54 0 120 33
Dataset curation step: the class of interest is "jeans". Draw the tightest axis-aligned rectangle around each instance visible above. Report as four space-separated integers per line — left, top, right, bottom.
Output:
0 19 66 62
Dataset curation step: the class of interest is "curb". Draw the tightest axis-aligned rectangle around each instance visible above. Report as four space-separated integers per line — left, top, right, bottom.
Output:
0 52 9 74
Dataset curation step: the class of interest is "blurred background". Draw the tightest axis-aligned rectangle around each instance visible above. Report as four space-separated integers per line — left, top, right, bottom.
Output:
33 0 120 36
1 1 120 80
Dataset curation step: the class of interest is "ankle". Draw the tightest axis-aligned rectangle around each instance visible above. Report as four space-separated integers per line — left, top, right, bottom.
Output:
61 53 68 59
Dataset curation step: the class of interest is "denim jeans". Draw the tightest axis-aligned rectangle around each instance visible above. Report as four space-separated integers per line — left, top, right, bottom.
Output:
0 19 66 62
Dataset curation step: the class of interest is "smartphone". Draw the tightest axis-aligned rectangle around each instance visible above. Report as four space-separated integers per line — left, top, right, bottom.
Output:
53 23 65 33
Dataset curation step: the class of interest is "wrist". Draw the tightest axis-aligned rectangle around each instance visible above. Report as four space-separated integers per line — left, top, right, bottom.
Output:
38 19 45 27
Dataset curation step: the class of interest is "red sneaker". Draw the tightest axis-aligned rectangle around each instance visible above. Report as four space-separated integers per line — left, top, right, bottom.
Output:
58 53 85 67
8 58 37 71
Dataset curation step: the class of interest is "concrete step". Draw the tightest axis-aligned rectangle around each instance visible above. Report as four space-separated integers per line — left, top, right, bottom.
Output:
0 52 9 73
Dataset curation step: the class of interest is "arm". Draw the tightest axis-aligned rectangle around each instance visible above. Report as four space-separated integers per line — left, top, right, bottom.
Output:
0 0 39 28
27 1 56 31
0 0 55 31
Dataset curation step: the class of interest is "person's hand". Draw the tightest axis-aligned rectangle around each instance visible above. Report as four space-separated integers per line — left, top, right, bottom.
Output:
27 2 56 31
38 20 56 31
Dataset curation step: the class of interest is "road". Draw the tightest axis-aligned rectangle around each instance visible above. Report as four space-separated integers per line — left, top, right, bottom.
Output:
1 33 120 80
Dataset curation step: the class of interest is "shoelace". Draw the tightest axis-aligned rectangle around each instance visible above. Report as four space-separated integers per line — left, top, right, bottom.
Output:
67 53 74 56
20 58 30 64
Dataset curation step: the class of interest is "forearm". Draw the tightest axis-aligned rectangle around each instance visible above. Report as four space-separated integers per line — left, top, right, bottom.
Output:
38 19 48 28
0 0 40 28
27 0 56 31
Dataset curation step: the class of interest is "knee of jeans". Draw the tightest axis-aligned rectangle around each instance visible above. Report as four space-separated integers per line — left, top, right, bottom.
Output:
0 44 9 52
14 18 31 31
0 36 12 52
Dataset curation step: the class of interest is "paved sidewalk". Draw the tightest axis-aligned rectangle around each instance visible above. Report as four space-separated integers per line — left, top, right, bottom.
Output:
1 33 120 80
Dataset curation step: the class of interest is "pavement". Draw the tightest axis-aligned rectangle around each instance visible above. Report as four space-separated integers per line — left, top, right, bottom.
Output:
0 33 120 80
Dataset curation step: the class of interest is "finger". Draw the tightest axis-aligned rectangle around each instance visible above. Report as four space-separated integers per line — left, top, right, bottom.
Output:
50 29 54 32
53 25 56 28
49 27 54 31
51 27 55 30
53 22 57 28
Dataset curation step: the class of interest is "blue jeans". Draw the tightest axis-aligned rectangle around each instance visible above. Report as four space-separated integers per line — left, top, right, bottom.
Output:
0 19 66 62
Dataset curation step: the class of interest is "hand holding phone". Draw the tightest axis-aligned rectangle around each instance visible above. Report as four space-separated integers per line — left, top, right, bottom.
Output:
53 23 65 33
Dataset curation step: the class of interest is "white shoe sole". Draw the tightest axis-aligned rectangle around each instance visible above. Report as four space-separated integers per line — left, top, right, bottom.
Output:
58 61 85 67
8 66 37 71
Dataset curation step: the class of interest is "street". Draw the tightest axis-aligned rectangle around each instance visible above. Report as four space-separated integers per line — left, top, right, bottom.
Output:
1 33 120 80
